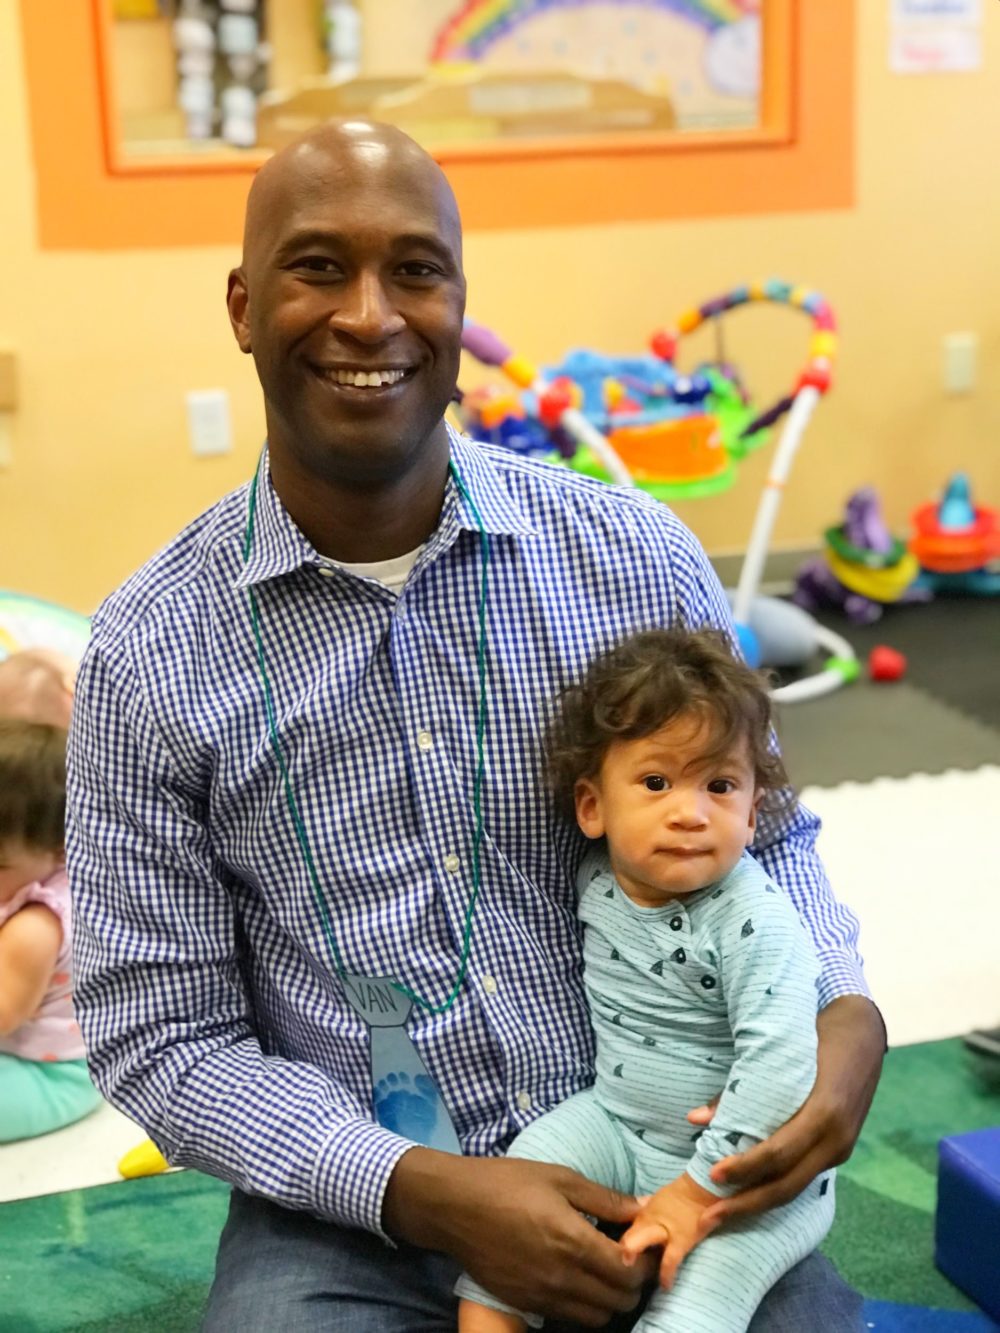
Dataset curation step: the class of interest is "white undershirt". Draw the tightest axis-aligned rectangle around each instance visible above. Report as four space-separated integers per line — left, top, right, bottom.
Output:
321 545 424 596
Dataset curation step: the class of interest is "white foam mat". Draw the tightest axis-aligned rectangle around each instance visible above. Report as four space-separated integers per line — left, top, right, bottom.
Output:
0 1101 148 1203
803 765 1000 1048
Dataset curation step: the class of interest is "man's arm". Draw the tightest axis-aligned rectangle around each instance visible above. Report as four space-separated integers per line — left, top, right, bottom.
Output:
690 880 824 1197
685 805 885 1221
753 802 869 1010
701 993 884 1224
667 518 884 1215
67 640 410 1235
696 804 885 1220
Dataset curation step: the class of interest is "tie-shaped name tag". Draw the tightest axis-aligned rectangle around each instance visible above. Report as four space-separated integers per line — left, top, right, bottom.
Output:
342 974 461 1154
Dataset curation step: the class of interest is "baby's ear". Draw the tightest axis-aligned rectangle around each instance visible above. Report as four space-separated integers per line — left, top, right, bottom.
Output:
745 789 764 844
574 777 605 840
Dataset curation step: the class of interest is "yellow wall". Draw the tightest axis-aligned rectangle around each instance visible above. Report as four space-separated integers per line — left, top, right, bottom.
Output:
2 0 999 614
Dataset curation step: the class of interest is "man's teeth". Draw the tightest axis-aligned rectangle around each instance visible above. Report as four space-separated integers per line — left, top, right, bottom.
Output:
332 369 407 387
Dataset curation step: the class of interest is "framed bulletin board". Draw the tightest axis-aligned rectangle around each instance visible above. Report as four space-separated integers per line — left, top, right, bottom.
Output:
19 0 854 248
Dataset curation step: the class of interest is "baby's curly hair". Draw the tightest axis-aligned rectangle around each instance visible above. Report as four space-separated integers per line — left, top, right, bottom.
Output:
544 627 792 821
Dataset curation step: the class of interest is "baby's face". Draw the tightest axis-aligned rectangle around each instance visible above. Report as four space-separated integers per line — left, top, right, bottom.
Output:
0 841 61 905
574 711 760 907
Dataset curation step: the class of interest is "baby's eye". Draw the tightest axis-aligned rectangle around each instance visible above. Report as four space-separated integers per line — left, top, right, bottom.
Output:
707 778 736 794
643 775 667 792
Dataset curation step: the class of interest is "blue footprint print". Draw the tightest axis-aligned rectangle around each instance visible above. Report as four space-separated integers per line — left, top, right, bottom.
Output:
373 1071 442 1143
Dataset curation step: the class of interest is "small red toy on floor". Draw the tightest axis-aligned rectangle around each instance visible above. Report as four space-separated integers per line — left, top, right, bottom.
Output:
868 645 907 682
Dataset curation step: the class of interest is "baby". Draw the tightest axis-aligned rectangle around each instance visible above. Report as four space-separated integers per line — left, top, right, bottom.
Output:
0 647 75 729
457 627 834 1332
0 718 100 1141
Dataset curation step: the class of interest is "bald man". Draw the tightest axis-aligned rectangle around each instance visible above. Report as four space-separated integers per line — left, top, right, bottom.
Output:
67 121 880 1331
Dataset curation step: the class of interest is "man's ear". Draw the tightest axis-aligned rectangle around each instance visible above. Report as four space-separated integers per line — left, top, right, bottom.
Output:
575 777 605 840
746 789 763 845
227 267 252 354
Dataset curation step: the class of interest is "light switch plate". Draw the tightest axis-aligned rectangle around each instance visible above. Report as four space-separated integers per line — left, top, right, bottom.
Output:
186 389 232 456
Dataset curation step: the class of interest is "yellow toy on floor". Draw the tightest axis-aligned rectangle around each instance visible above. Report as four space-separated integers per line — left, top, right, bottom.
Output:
118 1138 169 1178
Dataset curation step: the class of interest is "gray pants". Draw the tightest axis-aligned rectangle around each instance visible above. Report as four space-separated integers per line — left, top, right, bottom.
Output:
202 1188 863 1332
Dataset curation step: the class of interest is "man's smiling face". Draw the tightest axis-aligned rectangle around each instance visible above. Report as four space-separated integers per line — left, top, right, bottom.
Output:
228 124 467 494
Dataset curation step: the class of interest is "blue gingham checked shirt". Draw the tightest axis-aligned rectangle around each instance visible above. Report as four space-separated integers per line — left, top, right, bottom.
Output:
67 431 868 1238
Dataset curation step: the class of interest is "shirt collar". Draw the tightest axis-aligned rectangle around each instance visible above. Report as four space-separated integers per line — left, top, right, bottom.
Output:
233 427 536 592
446 425 538 540
232 448 318 590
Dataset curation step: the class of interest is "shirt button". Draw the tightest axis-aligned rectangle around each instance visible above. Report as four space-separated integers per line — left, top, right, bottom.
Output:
444 854 461 874
416 730 433 752
318 565 336 577
482 974 498 995
670 915 683 931
516 1090 532 1111
701 975 717 990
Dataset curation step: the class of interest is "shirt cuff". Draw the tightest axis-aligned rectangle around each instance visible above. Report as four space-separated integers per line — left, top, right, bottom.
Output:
816 952 872 1011
311 1117 416 1238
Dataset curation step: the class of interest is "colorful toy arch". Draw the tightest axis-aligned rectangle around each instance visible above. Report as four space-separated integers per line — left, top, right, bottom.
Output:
431 0 758 63
0 591 90 664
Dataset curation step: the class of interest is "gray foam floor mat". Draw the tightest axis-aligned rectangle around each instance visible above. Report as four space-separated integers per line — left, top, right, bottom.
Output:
775 678 1000 790
812 598 1000 733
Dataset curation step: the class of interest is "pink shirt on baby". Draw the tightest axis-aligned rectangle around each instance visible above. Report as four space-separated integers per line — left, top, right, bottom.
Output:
0 868 85 1062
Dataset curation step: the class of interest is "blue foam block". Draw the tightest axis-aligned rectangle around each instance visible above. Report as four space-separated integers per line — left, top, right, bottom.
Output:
863 1299 1000 1330
935 1127 1000 1322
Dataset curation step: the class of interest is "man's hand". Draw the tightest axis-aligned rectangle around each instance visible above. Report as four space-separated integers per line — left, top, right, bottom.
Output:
620 1173 719 1291
383 1149 652 1327
688 995 885 1226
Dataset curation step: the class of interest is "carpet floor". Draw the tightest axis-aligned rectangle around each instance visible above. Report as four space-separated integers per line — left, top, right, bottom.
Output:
1 1039 997 1331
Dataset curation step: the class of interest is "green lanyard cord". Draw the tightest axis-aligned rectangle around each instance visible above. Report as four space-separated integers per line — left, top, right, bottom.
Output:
243 456 490 1015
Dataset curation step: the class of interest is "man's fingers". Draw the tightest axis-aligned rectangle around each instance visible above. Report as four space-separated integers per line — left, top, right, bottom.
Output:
548 1261 642 1323
710 1133 799 1190
564 1176 641 1227
704 1181 786 1225
704 1156 825 1224
558 1206 648 1297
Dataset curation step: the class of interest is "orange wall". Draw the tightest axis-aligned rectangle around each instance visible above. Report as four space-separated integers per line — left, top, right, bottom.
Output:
23 0 836 245
2 0 1000 613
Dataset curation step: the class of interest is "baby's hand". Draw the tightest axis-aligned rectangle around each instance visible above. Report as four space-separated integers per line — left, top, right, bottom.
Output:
619 1174 720 1290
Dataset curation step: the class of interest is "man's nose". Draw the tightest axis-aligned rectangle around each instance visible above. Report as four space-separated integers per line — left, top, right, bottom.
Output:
330 272 405 343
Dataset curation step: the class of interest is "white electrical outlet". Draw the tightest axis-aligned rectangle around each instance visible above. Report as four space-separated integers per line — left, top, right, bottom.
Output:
943 333 977 395
186 389 232 456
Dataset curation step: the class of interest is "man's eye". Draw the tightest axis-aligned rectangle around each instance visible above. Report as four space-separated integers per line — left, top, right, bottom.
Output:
708 779 736 794
643 775 667 792
398 262 439 278
294 257 340 274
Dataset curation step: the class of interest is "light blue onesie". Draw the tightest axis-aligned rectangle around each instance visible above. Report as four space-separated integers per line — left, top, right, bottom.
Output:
456 850 835 1332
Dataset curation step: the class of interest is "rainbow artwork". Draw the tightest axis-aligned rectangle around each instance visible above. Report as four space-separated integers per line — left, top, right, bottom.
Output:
431 0 759 64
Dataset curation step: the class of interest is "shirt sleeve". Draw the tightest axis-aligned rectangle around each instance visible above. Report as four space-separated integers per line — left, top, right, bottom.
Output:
688 876 821 1196
663 515 870 1008
67 636 412 1237
752 801 869 1008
